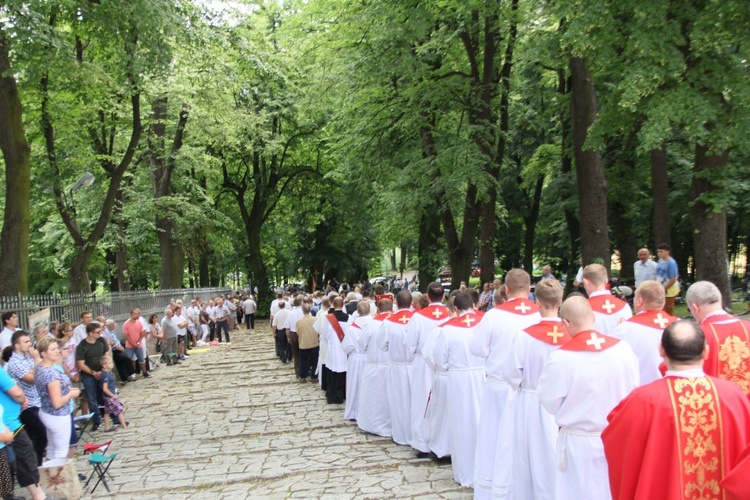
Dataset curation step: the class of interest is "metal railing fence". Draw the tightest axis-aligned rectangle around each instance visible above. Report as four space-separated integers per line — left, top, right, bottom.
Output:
0 287 232 333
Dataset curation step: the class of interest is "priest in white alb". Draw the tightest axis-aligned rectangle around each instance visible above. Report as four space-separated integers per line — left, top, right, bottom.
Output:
433 292 485 487
613 280 677 385
537 296 638 500
357 299 393 437
405 282 449 458
377 290 415 446
502 279 571 500
342 301 372 420
470 269 540 499
583 263 632 335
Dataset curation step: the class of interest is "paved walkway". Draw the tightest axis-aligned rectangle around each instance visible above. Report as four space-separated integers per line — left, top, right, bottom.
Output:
73 324 472 499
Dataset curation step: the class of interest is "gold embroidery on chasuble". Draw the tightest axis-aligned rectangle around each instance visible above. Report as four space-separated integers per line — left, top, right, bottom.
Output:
710 322 750 395
668 377 725 500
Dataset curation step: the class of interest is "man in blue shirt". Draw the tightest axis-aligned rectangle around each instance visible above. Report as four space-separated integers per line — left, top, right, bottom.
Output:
656 243 680 315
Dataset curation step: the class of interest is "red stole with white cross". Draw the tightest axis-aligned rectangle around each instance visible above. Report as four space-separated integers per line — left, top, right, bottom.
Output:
442 312 480 329
418 304 449 322
524 320 572 346
588 294 628 315
373 312 392 322
386 310 413 326
560 330 619 352
496 298 539 316
326 313 346 342
627 310 677 330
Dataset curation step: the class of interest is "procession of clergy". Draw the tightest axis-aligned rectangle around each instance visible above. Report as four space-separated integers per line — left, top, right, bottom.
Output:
303 263 750 500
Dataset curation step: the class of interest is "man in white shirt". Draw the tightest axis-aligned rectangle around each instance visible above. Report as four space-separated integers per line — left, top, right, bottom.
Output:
242 295 257 329
285 296 305 376
321 297 350 404
272 301 291 363
0 311 20 350
633 248 658 288
172 305 189 360
71 311 93 348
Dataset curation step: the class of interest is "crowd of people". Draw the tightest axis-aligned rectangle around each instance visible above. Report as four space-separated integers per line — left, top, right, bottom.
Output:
270 261 750 500
0 292 257 497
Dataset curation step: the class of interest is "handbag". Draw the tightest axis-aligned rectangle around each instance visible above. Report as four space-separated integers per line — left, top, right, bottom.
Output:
38 458 82 499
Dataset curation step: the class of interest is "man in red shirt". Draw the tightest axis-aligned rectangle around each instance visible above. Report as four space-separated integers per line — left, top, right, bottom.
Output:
123 308 150 378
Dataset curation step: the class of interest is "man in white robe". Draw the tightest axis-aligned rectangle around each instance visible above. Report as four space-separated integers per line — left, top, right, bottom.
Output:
423 315 452 459
377 290 414 446
502 279 571 500
613 280 677 385
357 299 393 437
405 282 448 457
470 269 540 499
583 263 633 335
313 295 333 390
538 296 639 500
342 301 372 420
434 292 485 487
320 296 349 404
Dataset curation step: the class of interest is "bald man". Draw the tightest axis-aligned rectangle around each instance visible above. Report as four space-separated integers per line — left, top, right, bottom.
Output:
633 248 657 288
538 296 639 500
583 263 633 335
614 280 678 385
687 281 750 395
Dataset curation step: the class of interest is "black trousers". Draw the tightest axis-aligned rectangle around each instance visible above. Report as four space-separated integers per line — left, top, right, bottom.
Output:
215 319 230 342
326 370 346 404
8 429 39 488
275 329 291 363
112 349 134 381
19 408 46 466
298 346 319 379
244 313 255 329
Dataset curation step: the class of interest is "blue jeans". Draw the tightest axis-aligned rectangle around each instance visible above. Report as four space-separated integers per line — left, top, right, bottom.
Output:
81 374 102 425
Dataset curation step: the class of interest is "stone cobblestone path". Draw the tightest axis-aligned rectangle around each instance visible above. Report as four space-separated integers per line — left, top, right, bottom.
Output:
72 324 473 499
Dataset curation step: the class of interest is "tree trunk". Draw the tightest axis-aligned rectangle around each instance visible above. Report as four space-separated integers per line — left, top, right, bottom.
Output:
689 142 731 309
417 203 442 292
149 97 189 289
569 57 610 270
650 144 671 247
522 175 545 273
611 200 638 281
0 30 31 295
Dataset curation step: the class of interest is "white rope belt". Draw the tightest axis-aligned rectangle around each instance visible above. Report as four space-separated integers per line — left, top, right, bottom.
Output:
558 427 602 471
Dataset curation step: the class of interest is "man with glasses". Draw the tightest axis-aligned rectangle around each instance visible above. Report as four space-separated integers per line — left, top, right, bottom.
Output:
75 322 110 431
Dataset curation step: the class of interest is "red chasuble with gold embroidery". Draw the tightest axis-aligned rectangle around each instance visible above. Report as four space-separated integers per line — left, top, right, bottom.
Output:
701 314 750 395
603 376 750 500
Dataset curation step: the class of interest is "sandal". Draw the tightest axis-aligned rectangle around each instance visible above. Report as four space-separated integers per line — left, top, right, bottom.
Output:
103 427 116 433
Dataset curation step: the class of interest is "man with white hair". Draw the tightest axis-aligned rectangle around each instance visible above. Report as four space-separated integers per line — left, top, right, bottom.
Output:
102 319 135 381
687 280 750 394
160 307 179 365
538 296 639 500
583 263 633 335
614 280 678 385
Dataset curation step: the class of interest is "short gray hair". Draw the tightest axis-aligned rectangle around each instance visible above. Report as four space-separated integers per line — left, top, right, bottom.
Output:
685 281 722 307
